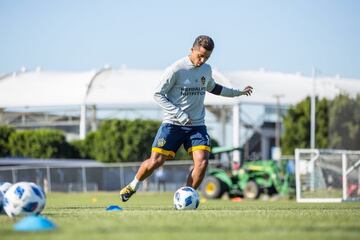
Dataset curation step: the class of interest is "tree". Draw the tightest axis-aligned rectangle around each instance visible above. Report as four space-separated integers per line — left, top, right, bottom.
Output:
121 119 161 162
281 97 328 155
92 119 161 163
0 125 15 157
328 94 360 150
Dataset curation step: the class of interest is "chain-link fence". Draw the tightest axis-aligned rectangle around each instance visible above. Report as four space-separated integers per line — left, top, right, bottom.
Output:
0 160 220 192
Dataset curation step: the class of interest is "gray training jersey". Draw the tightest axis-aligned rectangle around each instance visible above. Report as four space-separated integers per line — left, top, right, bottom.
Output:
154 56 217 126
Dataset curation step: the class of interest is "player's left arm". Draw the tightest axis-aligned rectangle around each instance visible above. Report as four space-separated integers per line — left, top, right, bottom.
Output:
206 75 253 97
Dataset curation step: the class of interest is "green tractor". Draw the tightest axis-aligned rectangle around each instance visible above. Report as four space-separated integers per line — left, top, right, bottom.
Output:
202 147 292 199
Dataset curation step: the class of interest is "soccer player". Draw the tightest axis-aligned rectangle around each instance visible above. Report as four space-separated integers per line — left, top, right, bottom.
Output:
120 35 253 202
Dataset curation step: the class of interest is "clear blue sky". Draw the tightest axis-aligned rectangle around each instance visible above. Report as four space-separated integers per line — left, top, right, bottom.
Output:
1 0 360 78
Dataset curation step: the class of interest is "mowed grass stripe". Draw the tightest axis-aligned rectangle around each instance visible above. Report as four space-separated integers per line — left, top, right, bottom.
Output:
0 192 359 240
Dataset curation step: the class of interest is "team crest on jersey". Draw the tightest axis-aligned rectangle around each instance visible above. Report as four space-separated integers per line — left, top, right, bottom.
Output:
201 76 206 85
157 138 166 147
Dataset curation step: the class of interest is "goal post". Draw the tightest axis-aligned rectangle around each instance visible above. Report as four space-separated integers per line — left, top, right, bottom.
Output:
295 148 360 203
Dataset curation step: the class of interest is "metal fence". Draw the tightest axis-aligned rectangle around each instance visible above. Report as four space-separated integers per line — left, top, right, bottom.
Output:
0 160 220 192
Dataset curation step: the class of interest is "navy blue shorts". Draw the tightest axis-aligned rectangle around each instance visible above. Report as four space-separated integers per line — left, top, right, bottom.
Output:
152 123 211 158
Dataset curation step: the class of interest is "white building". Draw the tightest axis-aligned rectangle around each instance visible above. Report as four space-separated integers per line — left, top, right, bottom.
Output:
1 67 360 160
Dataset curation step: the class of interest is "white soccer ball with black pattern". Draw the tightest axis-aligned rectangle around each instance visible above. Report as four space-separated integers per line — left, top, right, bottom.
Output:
0 191 3 212
173 186 200 210
0 182 12 213
3 182 46 218
0 182 12 194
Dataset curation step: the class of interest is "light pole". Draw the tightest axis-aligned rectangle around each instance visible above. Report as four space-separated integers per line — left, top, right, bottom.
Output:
273 94 284 148
310 67 317 149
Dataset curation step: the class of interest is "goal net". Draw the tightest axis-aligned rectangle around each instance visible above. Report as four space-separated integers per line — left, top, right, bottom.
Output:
295 149 360 202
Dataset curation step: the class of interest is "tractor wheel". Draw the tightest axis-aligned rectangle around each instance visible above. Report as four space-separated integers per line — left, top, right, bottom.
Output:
244 181 260 199
201 176 226 199
267 185 278 196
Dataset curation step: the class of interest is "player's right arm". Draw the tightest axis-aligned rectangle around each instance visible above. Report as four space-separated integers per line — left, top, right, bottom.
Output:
153 67 190 125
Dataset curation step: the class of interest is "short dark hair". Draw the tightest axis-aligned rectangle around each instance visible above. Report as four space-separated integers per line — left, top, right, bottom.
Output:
193 35 214 51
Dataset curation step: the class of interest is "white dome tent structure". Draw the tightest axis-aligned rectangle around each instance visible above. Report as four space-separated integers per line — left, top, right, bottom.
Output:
1 67 360 160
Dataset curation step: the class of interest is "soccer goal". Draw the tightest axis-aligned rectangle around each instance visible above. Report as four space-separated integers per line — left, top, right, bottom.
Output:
295 148 360 203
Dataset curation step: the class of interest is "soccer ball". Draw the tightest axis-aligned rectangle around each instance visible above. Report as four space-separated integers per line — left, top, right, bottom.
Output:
3 182 46 218
0 182 12 194
0 182 12 213
173 186 200 210
0 191 3 211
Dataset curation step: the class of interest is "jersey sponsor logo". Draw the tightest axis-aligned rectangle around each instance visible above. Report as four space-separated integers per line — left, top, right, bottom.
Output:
157 138 166 147
201 76 206 86
180 87 206 96
184 79 191 85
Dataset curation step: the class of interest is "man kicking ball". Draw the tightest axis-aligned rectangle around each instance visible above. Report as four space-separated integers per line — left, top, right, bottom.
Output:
120 35 253 202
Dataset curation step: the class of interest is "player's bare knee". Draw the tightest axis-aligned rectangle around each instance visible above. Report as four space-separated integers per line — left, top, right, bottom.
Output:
149 155 166 169
197 158 208 171
202 159 209 169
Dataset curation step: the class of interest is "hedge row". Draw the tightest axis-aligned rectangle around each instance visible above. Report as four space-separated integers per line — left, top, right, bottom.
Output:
0 120 219 162
0 126 76 158
0 120 160 161
86 119 161 163
0 125 15 157
9 129 77 158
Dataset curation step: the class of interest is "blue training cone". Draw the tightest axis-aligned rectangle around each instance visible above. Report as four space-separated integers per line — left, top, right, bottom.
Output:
106 205 123 211
14 215 57 232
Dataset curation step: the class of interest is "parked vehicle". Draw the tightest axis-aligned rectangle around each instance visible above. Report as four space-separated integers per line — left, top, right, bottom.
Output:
202 147 294 199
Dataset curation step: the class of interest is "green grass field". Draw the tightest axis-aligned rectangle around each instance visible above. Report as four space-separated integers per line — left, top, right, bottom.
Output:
1 192 360 240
